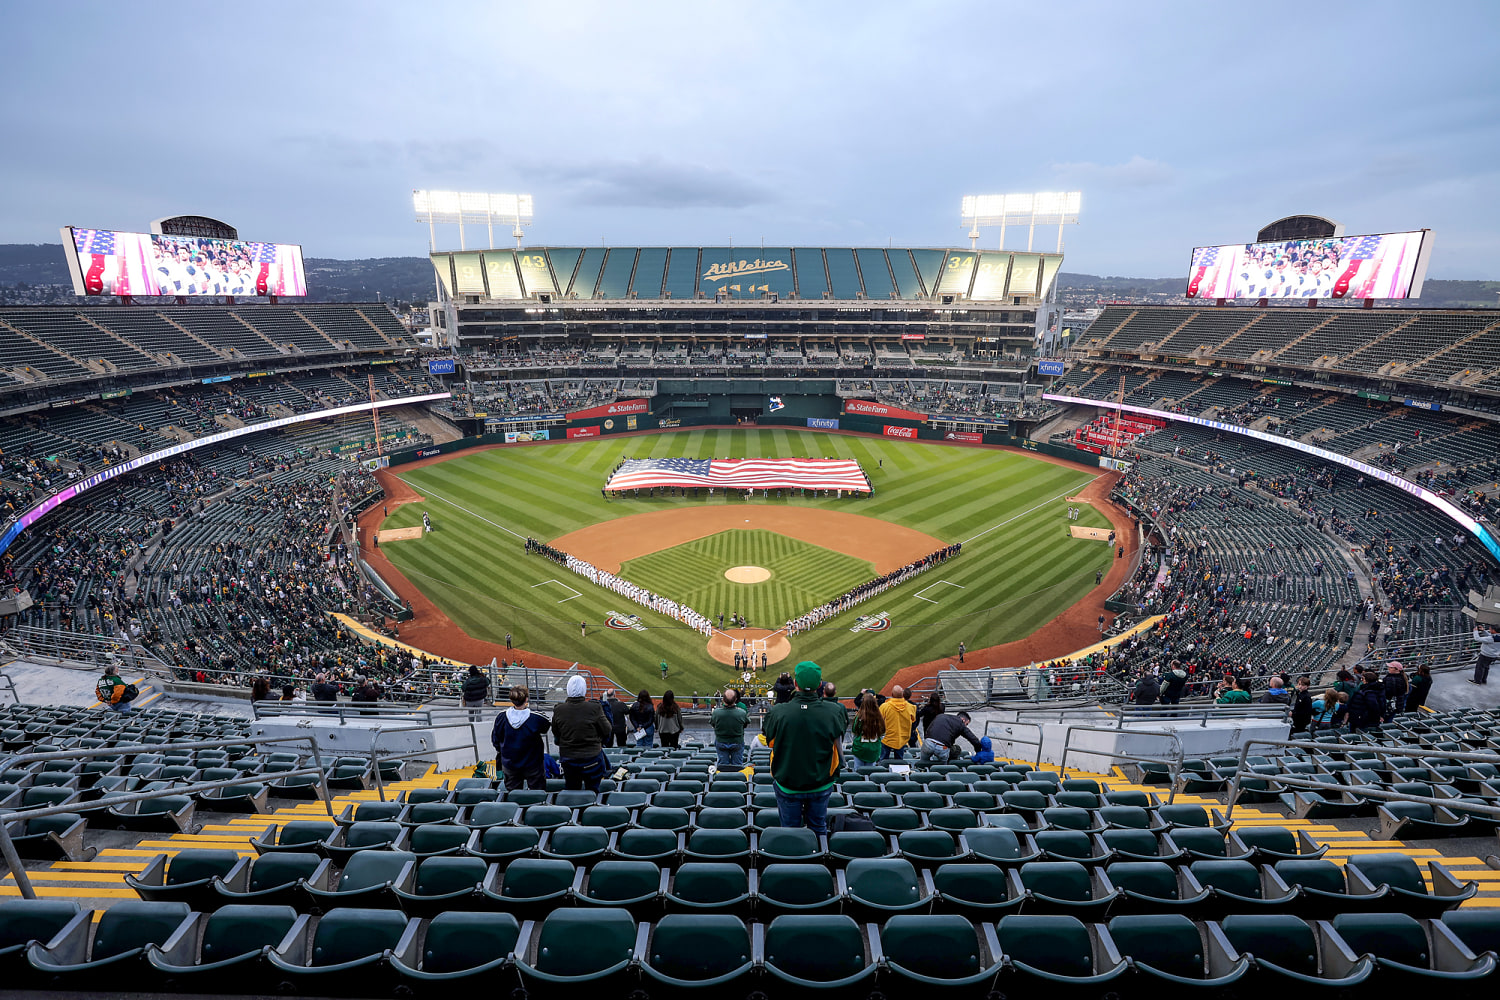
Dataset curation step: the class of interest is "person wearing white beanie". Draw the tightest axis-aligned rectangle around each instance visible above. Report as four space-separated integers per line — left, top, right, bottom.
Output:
551 673 612 790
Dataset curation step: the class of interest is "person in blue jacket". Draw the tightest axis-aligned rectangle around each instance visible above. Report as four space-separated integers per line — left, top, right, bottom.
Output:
490 684 551 790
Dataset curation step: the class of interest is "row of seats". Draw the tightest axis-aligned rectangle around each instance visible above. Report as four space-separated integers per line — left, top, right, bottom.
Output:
6 899 1496 995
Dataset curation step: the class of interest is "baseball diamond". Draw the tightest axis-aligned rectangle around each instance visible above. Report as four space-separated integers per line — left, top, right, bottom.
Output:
370 427 1121 695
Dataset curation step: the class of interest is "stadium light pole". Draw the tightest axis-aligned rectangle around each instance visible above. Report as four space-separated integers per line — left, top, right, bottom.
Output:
414 190 534 251
961 192 1081 252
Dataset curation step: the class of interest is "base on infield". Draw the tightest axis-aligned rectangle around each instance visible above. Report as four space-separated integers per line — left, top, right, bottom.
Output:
724 565 772 583
707 628 791 667
377 526 424 543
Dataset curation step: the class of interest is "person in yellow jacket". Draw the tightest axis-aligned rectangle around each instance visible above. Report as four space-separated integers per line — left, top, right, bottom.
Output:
879 686 917 761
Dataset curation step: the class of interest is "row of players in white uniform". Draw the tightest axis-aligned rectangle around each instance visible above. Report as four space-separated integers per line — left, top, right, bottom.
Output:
783 558 941 636
561 553 715 637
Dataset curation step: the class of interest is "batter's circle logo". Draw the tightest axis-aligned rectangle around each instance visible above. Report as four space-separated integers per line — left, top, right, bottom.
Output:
606 611 646 631
604 419 615 430
850 612 891 633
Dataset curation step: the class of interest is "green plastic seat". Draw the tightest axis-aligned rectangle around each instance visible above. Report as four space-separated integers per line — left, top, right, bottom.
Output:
146 904 299 990
463 801 519 828
683 828 750 864
757 863 838 915
882 913 1001 987
996 914 1124 985
306 851 414 910
267 906 410 992
609 828 679 865
1034 829 1102 863
409 824 470 858
0 898 79 981
636 806 692 832
391 857 486 917
349 801 403 823
897 829 962 865
639 914 753 989
216 852 324 908
1017 860 1116 914
757 826 823 863
1346 853 1476 916
28 900 189 985
519 908 636 987
542 825 610 863
1106 861 1208 913
394 911 520 981
577 805 632 832
1157 803 1219 829
519 804 572 831
827 830 892 863
1441 910 1500 957
578 860 664 916
489 858 575 915
1109 913 1247 986
470 825 540 864
1220 914 1372 987
844 857 926 915
252 821 333 855
931 862 1021 917
666 862 752 915
869 807 923 834
763 914 874 988
404 802 459 826
126 849 242 908
1168 827 1227 859
1097 805 1152 829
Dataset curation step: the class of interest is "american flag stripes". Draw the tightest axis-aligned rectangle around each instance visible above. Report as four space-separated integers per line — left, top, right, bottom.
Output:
606 458 871 493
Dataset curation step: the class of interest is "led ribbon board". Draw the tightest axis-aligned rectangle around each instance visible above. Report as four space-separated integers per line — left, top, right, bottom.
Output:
0 391 452 559
1042 392 1500 563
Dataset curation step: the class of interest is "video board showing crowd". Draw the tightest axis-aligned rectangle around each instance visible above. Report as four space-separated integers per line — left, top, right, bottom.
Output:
62 227 308 297
1185 230 1431 300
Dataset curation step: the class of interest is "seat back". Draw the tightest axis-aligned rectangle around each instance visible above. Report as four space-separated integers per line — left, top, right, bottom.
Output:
421 912 520 974
996 915 1094 976
167 849 240 885
758 826 820 859
1332 913 1430 968
763 914 866 981
1220 915 1318 975
338 851 414 891
345 821 401 849
932 863 1009 904
480 826 540 854
91 901 191 960
670 863 748 905
1019 861 1092 901
828 831 888 860
1107 914 1203 978
585 861 660 902
1105 862 1178 899
1236 825 1297 855
311 908 408 966
845 858 920 907
1441 911 1500 956
0 899 79 950
882 914 985 979
248 853 322 892
200 905 298 963
1346 853 1427 894
533 909 635 975
1274 859 1346 895
1190 860 1262 899
647 914 750 981
500 859 574 899
410 825 469 854
759 864 836 906
414 857 486 896
964 827 1023 861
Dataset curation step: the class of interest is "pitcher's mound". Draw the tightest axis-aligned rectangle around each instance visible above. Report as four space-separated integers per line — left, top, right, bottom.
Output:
378 526 424 543
724 565 771 583
707 628 792 667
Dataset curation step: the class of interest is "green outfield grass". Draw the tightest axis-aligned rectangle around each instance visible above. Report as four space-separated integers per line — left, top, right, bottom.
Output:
379 428 1114 696
621 529 874 629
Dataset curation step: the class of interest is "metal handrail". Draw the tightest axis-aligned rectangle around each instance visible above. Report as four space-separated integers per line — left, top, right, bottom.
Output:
0 733 337 900
1110 703 1291 729
980 719 1045 770
1058 724 1184 803
366 721 482 802
1223 738 1500 822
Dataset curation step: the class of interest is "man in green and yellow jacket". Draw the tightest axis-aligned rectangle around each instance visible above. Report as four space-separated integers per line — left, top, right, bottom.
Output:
762 660 847 835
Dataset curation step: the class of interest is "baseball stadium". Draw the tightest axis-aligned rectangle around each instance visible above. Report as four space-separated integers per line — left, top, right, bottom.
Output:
4 79 1500 1000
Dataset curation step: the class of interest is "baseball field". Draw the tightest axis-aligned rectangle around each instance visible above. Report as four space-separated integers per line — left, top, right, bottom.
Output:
375 428 1116 696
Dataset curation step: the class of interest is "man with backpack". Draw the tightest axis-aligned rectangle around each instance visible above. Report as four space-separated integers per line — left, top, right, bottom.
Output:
97 670 137 713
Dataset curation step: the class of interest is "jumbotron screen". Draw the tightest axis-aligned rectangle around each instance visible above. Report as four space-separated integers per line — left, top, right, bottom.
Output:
1185 230 1432 300
61 226 308 297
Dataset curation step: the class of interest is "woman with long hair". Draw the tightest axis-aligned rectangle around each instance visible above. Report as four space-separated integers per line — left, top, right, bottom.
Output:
250 675 271 702
657 690 683 748
850 693 885 766
628 689 657 747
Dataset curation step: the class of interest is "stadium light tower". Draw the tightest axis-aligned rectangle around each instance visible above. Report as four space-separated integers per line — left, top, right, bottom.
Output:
961 192 1081 252
413 190 534 250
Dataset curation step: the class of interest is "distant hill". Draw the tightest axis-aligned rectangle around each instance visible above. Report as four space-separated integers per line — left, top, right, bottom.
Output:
1 244 1495 309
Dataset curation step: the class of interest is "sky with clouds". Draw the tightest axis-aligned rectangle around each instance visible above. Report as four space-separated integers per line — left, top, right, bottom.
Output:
6 0 1498 277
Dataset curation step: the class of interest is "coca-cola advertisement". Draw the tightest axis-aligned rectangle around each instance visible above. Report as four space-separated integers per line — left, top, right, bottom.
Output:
883 425 917 439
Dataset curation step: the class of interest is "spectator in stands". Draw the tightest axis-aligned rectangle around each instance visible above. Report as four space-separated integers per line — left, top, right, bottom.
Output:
311 672 340 706
1311 687 1343 731
761 661 846 835
1132 672 1160 706
879 686 917 761
352 675 381 715
711 688 748 768
1214 677 1250 704
1473 626 1498 685
1348 671 1387 731
849 695 885 766
250 675 272 702
916 693 945 737
605 689 628 747
657 691 683 748
1333 669 1360 699
1382 662 1409 718
918 709 981 764
628 690 656 747
491 684 550 791
462 665 491 719
95 668 132 714
1159 664 1188 705
1258 676 1290 705
1407 664 1434 711
1290 677 1313 731
551 675 611 791
771 671 795 704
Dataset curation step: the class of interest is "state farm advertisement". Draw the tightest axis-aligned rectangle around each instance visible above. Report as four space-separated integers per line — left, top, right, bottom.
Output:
567 398 649 421
883 425 917 439
566 426 599 439
845 399 926 422
943 431 983 443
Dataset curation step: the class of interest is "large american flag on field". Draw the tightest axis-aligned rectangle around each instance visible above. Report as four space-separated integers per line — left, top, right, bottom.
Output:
607 458 870 492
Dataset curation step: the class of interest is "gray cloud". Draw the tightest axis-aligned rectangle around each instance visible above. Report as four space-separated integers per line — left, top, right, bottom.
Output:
1049 156 1174 189
528 157 776 210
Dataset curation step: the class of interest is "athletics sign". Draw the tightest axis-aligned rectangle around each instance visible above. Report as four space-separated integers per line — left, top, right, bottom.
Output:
844 399 926 422
850 612 891 633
